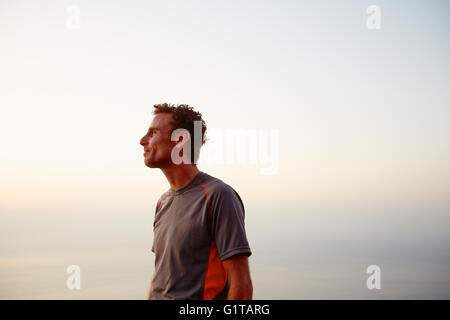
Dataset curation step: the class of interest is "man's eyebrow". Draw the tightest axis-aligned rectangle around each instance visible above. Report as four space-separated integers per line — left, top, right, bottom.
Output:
148 126 172 134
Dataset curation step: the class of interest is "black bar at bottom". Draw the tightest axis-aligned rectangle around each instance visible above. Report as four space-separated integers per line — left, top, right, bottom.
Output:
0 300 447 319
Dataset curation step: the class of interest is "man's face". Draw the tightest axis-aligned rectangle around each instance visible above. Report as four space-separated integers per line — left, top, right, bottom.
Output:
140 113 175 168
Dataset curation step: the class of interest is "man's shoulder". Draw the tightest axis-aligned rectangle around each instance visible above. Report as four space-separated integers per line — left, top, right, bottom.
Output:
199 172 240 199
158 189 172 201
155 189 172 212
199 172 245 216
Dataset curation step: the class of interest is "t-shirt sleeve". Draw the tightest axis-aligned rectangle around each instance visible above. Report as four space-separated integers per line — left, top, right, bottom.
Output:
210 184 252 261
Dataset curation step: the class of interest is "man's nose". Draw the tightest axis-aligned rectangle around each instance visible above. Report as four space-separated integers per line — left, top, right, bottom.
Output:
140 135 148 146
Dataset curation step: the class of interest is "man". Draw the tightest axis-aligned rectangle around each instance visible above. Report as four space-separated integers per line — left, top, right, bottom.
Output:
140 103 253 300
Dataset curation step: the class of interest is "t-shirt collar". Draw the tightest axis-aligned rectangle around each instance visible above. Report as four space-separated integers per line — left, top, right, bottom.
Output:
168 171 203 196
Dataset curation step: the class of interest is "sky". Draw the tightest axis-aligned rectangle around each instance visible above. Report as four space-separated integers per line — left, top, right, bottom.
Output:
0 0 449 299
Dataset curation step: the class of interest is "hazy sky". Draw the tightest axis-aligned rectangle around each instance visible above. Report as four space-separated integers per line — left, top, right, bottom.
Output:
1 0 449 299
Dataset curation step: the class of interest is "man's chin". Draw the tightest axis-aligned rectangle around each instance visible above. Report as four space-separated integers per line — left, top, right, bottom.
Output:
144 155 174 169
145 158 166 169
144 158 156 168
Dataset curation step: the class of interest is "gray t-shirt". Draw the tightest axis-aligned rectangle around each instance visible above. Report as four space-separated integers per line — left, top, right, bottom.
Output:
150 171 252 300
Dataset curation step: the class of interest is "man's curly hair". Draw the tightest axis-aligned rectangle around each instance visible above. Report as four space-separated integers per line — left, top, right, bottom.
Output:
153 103 207 164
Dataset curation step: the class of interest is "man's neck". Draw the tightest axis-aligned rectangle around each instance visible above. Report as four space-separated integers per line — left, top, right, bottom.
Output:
161 165 200 191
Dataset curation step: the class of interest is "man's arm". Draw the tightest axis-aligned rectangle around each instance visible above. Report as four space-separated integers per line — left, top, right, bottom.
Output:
222 254 253 300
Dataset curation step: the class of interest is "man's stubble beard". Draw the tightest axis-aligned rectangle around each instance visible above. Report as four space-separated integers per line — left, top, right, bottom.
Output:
144 153 172 169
